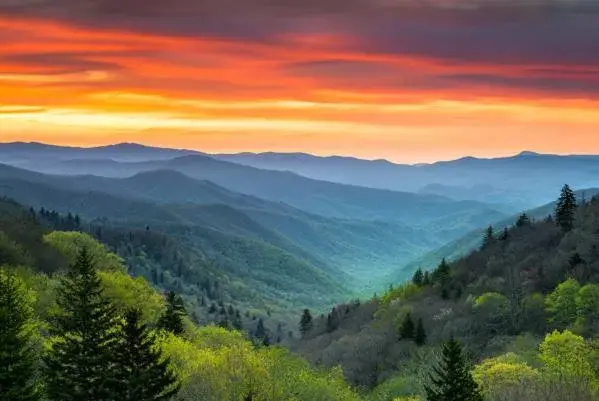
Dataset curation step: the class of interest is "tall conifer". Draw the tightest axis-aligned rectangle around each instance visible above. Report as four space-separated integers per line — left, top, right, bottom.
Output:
425 339 483 401
157 291 186 336
114 309 180 401
555 184 577 232
0 271 40 401
415 318 427 346
44 248 120 401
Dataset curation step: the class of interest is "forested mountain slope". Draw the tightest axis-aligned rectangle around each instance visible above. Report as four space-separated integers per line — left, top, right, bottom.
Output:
393 187 599 284
290 189 599 400
0 163 493 285
0 208 363 401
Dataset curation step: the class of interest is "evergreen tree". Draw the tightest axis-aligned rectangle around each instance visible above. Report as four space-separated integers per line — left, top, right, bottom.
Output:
254 318 266 341
425 339 483 401
516 213 530 228
482 225 495 249
0 271 40 401
399 313 415 340
114 309 180 401
157 291 186 336
423 271 431 286
326 307 340 333
415 318 427 346
299 309 313 338
555 184 577 232
498 227 510 241
44 248 120 401
412 268 424 286
433 259 451 286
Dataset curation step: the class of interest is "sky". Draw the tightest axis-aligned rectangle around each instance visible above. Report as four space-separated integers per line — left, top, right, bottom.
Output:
1 0 599 163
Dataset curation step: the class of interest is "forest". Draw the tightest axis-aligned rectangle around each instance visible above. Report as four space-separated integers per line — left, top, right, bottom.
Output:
3 182 599 400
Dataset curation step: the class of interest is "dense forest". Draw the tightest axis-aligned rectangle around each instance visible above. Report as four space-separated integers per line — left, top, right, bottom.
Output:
3 183 599 400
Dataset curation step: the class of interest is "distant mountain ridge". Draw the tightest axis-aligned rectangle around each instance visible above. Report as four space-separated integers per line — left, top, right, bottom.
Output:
2 141 599 210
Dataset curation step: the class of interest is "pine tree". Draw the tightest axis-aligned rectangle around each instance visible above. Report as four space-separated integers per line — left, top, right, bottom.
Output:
254 318 266 341
516 213 530 228
412 268 424 286
399 313 415 340
44 248 120 401
482 225 495 249
326 308 340 333
555 184 577 232
157 291 186 336
423 271 431 286
433 259 450 286
415 318 427 346
299 309 313 338
114 309 180 401
0 271 40 401
425 339 483 401
498 227 510 241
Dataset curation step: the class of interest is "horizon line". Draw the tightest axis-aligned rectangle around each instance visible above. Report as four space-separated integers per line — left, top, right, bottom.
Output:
2 140 599 165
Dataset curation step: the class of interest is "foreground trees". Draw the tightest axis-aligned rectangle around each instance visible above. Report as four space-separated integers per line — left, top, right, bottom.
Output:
43 248 179 401
425 339 483 401
0 271 40 401
115 309 180 401
44 248 120 401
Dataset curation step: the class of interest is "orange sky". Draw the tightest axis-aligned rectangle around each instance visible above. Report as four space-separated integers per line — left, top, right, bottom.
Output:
1 3 599 163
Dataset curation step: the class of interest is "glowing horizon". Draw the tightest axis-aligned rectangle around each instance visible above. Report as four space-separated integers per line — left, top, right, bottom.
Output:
1 2 599 164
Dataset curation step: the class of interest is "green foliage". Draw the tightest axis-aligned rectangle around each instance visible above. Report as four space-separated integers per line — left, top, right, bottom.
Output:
99 270 165 324
0 269 41 401
474 292 510 334
43 248 121 401
472 353 539 397
157 291 187 336
114 308 180 401
555 184 577 232
539 330 595 381
156 327 359 401
380 282 421 307
545 278 580 328
43 231 125 273
576 283 599 325
424 339 483 401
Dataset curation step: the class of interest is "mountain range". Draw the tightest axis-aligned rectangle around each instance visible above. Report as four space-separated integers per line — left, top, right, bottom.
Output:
2 141 597 312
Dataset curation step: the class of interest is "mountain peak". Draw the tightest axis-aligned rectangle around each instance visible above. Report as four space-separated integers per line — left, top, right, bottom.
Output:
517 150 541 157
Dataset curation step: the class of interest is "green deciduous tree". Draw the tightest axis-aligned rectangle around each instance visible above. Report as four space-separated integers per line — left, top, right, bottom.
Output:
157 291 186 336
545 278 580 329
425 339 483 401
576 283 599 324
0 270 40 401
555 184 577 232
114 308 180 401
44 247 121 401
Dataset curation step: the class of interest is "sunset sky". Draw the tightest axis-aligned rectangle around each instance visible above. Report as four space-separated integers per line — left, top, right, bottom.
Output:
1 0 599 163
